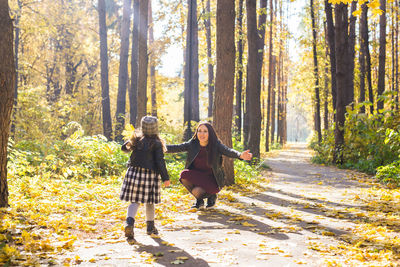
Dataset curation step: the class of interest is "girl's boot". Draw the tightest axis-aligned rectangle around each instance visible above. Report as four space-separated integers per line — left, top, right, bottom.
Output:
146 221 159 235
125 217 135 239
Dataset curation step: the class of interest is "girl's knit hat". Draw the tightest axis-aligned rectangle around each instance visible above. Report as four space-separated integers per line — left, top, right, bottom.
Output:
141 116 158 135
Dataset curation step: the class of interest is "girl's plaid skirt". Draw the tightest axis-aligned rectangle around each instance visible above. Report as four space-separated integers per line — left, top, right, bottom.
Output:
120 166 161 204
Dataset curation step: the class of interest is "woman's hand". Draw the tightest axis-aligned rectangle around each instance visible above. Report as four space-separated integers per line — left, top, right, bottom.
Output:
240 150 252 161
163 180 170 187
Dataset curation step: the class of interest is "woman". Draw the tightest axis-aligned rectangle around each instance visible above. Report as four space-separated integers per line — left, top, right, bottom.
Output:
167 122 252 209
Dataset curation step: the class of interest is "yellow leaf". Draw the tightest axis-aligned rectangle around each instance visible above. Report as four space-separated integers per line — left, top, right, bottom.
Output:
242 221 257 227
176 256 189 260
89 258 96 263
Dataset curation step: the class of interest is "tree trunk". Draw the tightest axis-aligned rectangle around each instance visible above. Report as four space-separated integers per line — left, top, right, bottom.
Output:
136 0 148 124
348 1 357 107
204 0 214 119
0 1 15 207
246 0 262 159
396 0 399 110
149 0 157 117
311 0 322 143
129 0 139 126
323 23 329 130
270 55 276 145
324 0 337 116
213 0 235 185
361 4 374 114
184 0 199 125
98 0 113 140
235 0 244 139
377 0 386 112
334 3 352 164
116 0 131 141
359 2 367 113
11 0 22 136
266 0 274 152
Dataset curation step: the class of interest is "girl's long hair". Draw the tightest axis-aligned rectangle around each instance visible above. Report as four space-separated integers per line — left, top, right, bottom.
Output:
129 131 167 152
192 121 219 166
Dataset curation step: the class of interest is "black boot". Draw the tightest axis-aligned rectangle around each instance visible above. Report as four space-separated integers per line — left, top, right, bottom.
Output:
191 198 204 209
125 217 135 239
206 194 217 208
147 221 159 235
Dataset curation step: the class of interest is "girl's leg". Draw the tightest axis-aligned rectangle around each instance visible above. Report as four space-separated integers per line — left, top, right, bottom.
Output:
145 203 158 235
125 202 140 239
127 202 140 218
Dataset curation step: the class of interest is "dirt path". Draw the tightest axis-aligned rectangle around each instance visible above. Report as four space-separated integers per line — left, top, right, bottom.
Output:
63 143 378 266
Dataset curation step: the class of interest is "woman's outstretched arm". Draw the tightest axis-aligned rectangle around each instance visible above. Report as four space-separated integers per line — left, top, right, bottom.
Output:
166 141 191 153
217 140 252 161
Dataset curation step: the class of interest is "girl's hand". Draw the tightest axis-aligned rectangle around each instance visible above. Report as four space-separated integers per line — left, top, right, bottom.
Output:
240 150 252 161
163 180 170 187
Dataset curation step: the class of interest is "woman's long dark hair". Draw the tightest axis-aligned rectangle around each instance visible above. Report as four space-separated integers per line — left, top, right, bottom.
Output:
192 122 219 166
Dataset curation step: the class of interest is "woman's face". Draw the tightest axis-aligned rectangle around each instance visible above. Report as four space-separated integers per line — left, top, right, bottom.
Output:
197 125 209 144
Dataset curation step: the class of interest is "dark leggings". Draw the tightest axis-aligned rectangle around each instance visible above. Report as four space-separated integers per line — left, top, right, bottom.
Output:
181 177 210 199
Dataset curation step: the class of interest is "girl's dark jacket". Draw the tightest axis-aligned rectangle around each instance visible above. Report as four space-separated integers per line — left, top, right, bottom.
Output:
166 139 242 189
122 138 169 182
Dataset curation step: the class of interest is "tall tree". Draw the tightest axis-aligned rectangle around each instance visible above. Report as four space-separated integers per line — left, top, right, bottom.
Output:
348 1 357 107
396 0 399 110
235 0 244 140
136 0 149 123
266 0 274 152
359 2 367 113
116 0 131 141
184 0 200 140
213 0 235 185
11 0 22 135
377 0 387 112
203 0 214 118
246 0 263 159
361 3 374 114
0 0 15 207
334 3 352 163
98 0 113 140
129 0 139 126
311 0 322 143
324 0 337 116
149 0 157 116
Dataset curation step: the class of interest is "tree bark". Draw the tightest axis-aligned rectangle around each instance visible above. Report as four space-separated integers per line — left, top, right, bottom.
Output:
348 1 357 107
359 2 367 113
11 0 22 136
98 0 113 140
311 0 322 143
213 0 235 185
246 0 262 159
129 0 139 126
377 0 386 112
396 0 399 110
203 0 214 119
266 0 274 152
136 0 149 124
324 0 337 116
0 0 15 207
235 0 244 140
184 0 199 125
149 0 157 117
116 0 131 141
334 3 352 164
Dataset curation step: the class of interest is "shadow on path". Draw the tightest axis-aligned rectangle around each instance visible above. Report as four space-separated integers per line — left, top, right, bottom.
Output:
134 236 209 267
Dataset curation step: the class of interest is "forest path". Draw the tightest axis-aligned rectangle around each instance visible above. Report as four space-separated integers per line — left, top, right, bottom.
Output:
63 143 384 266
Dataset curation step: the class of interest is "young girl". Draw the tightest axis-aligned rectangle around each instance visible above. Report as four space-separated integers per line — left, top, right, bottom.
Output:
120 116 170 240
